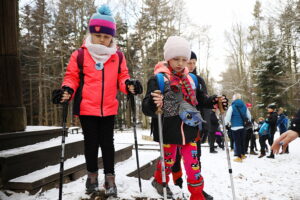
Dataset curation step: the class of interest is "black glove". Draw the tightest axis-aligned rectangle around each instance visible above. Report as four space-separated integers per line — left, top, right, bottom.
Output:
52 86 74 104
125 79 143 95
225 124 231 130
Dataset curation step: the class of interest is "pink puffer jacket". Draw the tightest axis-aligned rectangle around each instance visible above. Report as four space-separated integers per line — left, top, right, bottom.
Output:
62 44 130 116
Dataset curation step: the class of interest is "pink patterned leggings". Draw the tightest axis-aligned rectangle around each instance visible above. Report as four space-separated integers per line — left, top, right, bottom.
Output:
154 142 204 198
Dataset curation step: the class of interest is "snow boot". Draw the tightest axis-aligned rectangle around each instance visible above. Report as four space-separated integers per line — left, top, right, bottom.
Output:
172 170 183 188
233 157 243 162
267 151 275 159
250 150 258 155
187 179 205 200
85 172 99 194
258 153 265 158
151 179 173 199
203 190 214 200
104 173 117 197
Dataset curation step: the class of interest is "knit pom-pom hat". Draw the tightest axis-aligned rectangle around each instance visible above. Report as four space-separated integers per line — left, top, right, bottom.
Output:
163 36 191 61
89 5 116 36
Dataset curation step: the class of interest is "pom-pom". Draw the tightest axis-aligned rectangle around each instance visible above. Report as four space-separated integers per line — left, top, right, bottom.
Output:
97 5 112 16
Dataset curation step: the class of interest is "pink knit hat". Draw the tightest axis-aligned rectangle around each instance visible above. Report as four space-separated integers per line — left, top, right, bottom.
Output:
163 36 191 61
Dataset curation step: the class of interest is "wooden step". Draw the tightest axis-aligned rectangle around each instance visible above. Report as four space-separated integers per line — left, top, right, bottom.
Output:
124 150 159 180
0 134 84 185
0 126 64 151
4 144 133 194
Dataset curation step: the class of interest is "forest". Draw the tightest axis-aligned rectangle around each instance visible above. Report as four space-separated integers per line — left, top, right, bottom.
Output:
19 0 300 128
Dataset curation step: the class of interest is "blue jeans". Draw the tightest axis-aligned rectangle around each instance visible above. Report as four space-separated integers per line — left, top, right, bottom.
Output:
232 128 246 157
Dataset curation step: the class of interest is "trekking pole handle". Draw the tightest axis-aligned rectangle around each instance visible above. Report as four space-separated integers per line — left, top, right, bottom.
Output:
153 90 163 115
218 96 225 114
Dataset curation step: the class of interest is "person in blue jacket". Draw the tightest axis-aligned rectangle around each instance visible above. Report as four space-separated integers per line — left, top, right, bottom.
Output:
272 109 300 154
277 107 289 153
225 93 251 162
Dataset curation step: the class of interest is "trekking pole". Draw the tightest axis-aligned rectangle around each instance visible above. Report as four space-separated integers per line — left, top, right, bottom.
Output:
59 102 68 200
218 97 236 200
129 94 142 193
153 90 167 200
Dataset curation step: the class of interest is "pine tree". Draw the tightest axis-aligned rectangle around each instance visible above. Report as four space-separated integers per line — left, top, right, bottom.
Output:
256 21 286 110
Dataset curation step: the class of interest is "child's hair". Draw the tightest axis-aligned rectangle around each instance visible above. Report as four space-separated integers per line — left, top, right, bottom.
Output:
258 117 264 121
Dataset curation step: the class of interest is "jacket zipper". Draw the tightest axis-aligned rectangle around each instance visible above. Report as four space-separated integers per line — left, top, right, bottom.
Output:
101 68 105 116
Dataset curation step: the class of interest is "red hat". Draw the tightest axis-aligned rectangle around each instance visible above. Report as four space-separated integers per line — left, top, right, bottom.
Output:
246 103 252 108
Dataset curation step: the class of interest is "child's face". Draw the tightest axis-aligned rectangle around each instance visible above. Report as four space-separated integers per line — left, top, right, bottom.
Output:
91 33 113 47
169 56 188 72
187 59 197 72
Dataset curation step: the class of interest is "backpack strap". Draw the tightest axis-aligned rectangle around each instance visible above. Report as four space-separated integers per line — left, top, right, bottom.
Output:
116 50 123 74
73 47 84 115
189 73 199 89
155 73 166 93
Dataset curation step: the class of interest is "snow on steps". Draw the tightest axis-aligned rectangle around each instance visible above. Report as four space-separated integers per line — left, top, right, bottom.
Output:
0 134 84 185
4 144 133 194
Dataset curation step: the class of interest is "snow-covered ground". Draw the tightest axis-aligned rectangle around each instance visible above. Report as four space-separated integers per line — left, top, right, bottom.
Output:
0 128 299 200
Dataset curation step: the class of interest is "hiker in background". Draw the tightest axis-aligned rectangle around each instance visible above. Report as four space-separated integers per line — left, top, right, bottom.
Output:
244 103 258 155
265 105 278 159
225 94 251 162
272 109 300 154
276 107 289 153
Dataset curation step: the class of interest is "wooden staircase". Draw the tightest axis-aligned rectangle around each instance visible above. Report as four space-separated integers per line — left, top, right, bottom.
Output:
0 126 159 194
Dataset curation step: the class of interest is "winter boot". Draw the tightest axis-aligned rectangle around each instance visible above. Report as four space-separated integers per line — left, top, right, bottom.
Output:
203 190 214 200
104 173 117 197
151 179 173 199
233 157 243 162
209 148 218 153
172 170 183 188
187 179 205 200
85 172 99 194
250 150 258 155
267 151 275 159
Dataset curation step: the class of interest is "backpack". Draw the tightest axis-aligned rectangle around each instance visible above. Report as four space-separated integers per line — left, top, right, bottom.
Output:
73 48 123 115
282 116 288 129
258 122 270 136
155 72 199 93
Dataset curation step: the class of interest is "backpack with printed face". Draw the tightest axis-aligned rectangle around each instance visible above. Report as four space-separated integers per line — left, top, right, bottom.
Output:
155 73 205 130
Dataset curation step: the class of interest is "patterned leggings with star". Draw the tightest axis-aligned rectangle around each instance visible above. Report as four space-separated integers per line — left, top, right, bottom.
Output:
154 142 205 199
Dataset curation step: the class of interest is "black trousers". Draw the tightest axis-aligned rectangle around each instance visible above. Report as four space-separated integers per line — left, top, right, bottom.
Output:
79 115 115 174
259 135 269 154
245 128 257 152
208 131 216 151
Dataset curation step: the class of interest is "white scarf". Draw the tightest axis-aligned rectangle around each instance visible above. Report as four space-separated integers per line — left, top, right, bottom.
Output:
85 35 117 64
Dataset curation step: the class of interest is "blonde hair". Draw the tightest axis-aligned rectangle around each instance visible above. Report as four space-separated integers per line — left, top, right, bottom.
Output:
232 93 242 101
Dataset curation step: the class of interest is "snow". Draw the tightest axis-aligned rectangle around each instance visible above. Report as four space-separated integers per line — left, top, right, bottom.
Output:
1 129 300 200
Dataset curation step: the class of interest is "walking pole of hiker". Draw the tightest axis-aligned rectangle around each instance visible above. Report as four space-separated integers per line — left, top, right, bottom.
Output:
129 93 142 193
218 97 236 200
59 102 68 200
154 90 167 200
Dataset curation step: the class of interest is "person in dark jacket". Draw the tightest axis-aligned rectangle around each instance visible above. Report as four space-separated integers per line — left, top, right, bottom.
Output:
209 109 219 153
266 104 278 158
272 109 300 154
277 107 289 153
244 103 258 155
142 36 228 200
